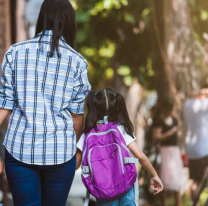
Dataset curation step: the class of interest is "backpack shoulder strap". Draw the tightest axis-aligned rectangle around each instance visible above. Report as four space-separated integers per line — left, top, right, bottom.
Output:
83 190 90 206
134 178 139 206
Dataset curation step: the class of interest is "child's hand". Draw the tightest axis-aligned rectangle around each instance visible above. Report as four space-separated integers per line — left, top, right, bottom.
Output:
150 175 163 194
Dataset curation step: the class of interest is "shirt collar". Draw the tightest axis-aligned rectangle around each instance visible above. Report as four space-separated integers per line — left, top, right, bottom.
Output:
35 30 69 50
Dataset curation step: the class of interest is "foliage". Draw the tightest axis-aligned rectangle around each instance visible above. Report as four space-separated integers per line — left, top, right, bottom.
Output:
188 0 208 86
70 0 208 92
71 0 154 90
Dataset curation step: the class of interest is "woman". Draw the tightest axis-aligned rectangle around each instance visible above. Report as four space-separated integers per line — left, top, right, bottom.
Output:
152 99 184 206
0 0 91 205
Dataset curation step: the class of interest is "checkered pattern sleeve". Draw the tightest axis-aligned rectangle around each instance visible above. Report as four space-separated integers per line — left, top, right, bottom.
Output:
69 58 91 114
0 46 16 110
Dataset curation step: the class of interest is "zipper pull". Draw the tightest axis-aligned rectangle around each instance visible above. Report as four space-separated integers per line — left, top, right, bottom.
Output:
111 148 118 158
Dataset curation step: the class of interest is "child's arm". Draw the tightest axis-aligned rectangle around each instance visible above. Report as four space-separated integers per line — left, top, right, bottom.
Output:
76 149 82 170
128 141 163 194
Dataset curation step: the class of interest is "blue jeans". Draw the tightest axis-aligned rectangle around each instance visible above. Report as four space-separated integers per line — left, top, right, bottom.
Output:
5 149 76 206
96 186 135 206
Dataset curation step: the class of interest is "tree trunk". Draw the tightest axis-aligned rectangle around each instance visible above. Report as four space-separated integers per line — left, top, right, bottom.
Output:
16 0 27 42
151 0 199 101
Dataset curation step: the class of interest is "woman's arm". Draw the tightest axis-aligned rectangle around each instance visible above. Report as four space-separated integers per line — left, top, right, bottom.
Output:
152 126 178 142
0 109 10 127
76 149 82 170
70 112 84 142
128 141 163 194
70 112 84 169
0 47 15 123
0 157 3 175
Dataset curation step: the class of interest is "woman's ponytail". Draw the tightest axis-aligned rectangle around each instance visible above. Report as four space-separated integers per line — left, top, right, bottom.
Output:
84 91 98 134
116 93 134 138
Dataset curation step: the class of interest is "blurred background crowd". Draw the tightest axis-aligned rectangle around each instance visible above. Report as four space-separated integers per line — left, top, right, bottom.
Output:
0 0 208 205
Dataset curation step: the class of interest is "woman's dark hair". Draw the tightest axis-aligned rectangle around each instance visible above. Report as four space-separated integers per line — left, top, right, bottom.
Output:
35 0 76 57
160 98 175 116
84 88 134 138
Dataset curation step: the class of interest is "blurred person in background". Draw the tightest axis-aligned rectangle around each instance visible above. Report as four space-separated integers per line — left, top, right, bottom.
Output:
152 99 184 206
184 89 208 206
0 0 90 205
0 116 10 206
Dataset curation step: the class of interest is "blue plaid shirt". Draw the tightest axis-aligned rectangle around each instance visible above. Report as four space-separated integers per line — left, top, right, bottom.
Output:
0 30 91 165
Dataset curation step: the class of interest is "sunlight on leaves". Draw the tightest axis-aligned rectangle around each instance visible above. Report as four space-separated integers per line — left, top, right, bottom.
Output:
100 60 108 67
76 30 87 43
90 0 129 15
77 12 90 23
98 41 115 57
146 58 154 76
124 13 136 24
105 68 114 79
200 188 208 205
188 0 195 5
124 75 133 86
90 1 106 16
139 66 145 73
69 0 78 10
99 47 114 57
141 8 150 19
201 10 208 21
120 0 128 6
81 47 96 57
103 0 112 9
87 61 96 80
117 65 131 76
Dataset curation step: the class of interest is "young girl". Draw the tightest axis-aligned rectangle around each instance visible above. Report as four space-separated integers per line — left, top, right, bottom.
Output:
76 88 163 205
152 99 184 206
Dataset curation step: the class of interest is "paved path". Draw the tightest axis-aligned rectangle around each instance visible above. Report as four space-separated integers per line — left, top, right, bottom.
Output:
1 168 148 206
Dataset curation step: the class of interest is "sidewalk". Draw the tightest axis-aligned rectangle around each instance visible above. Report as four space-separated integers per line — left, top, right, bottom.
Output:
0 169 90 206
1 168 147 206
0 195 85 206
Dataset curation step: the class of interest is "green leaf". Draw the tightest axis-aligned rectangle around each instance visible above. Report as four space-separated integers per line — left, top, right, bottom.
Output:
81 47 96 57
146 58 154 76
105 68 114 79
141 8 150 19
201 10 208 21
124 13 136 24
124 75 133 86
117 65 131 76
76 30 87 43
77 11 90 23
98 41 115 57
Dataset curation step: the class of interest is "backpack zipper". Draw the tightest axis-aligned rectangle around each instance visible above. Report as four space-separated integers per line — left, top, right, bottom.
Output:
87 143 125 181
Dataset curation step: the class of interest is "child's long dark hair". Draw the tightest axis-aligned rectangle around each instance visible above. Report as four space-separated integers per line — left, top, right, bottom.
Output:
84 88 134 138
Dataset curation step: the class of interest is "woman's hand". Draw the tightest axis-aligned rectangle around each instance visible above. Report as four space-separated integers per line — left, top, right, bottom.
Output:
0 109 10 127
171 126 179 134
0 158 3 175
76 150 82 170
150 175 163 194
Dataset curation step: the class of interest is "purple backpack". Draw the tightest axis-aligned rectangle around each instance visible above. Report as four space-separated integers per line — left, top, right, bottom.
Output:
81 117 139 204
